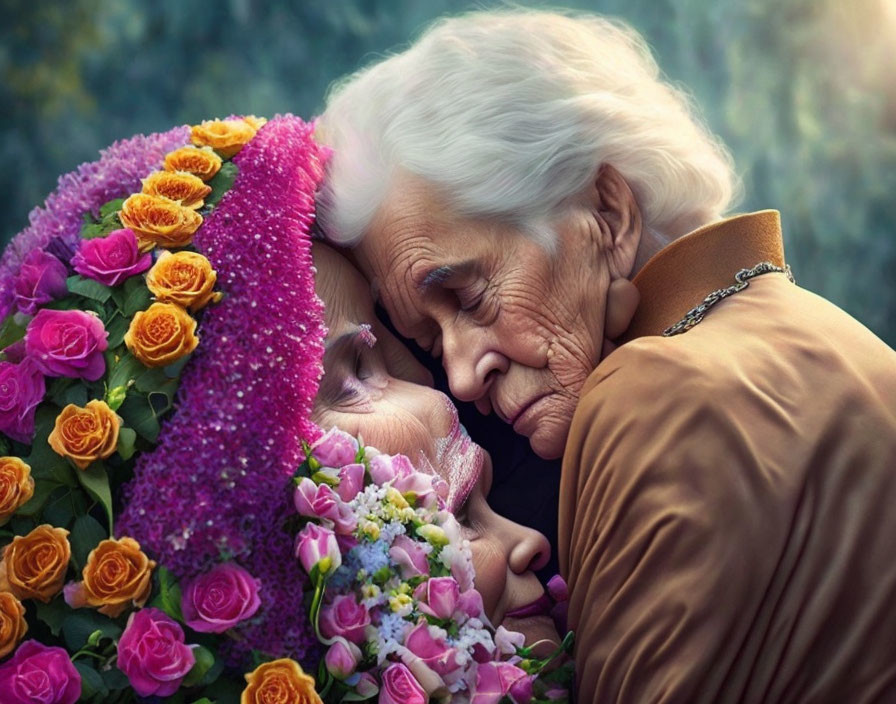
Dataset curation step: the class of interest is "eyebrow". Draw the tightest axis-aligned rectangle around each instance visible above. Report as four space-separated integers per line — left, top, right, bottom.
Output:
419 261 476 293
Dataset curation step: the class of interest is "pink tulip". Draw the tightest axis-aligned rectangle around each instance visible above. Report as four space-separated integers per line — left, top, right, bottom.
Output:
355 671 379 698
368 452 415 485
379 663 427 704
414 576 460 620
325 637 362 679
472 662 533 704
389 534 430 579
336 462 365 501
494 626 526 656
456 589 486 620
404 622 461 677
319 594 370 645
311 427 359 467
294 478 356 534
295 523 341 576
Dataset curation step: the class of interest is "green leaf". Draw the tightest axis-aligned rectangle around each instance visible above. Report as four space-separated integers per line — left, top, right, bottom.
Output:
107 353 145 391
99 198 125 218
25 406 78 487
14 479 59 517
183 645 217 687
150 566 184 622
35 597 68 636
0 314 27 352
74 661 109 701
104 314 130 348
116 426 137 461
133 366 170 393
76 463 113 534
66 275 113 303
101 668 130 691
122 277 153 316
205 161 239 208
117 394 160 443
61 383 88 408
200 676 243 704
42 487 80 528
62 610 122 651
71 513 108 570
189 699 216 704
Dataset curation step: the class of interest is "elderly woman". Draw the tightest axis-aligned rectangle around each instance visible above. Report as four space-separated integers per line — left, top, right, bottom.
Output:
315 10 896 703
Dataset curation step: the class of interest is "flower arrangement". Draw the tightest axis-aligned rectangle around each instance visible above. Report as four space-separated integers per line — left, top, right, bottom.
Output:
0 114 572 703
293 427 574 704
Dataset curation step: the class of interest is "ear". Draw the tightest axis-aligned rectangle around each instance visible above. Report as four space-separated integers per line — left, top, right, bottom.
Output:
587 164 643 279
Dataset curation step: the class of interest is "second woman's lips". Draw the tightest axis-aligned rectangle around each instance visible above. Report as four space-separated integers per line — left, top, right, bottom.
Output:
504 592 552 618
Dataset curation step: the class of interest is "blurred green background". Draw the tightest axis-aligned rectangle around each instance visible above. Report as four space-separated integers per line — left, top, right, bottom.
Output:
2 0 895 344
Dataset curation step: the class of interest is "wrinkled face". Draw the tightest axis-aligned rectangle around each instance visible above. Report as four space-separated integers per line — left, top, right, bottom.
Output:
355 172 610 459
311 242 559 646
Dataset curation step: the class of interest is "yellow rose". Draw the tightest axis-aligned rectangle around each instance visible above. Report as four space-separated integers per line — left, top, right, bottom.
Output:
0 457 34 525
242 115 268 131
141 170 212 210
64 537 155 617
118 193 203 252
242 659 323 704
191 118 258 158
0 524 71 602
124 302 199 368
164 146 222 181
48 400 121 470
0 591 27 658
146 250 222 312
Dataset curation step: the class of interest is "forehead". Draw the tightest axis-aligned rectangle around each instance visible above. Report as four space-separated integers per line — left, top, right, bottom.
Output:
311 242 373 336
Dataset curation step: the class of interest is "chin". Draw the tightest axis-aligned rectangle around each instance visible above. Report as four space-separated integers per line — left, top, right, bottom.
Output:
528 421 570 460
502 614 562 656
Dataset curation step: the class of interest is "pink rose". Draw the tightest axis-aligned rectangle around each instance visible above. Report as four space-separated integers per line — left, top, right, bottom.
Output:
13 249 68 316
472 662 533 704
72 228 152 287
25 309 108 380
311 427 359 467
181 562 261 633
389 534 430 579
294 478 356 534
0 640 81 704
117 608 196 697
325 637 362 679
295 523 341 576
414 576 460 620
319 593 370 644
336 462 365 501
404 622 461 677
0 358 45 443
379 663 427 704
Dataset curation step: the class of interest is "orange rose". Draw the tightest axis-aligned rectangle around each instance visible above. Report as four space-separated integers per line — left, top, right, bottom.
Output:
242 658 323 704
190 117 258 158
163 146 222 181
0 524 71 602
118 193 203 252
0 591 27 658
48 400 121 470
124 302 199 368
145 250 222 312
0 457 34 525
141 170 212 210
64 537 155 617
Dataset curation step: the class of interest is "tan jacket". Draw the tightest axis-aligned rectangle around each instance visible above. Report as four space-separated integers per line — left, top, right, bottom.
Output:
559 211 896 703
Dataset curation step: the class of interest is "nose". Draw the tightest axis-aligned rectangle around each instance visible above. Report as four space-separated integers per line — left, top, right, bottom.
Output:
504 518 551 575
441 322 508 405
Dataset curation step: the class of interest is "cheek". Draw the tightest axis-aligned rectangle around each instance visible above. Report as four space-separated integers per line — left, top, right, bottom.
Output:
318 407 437 462
469 539 506 619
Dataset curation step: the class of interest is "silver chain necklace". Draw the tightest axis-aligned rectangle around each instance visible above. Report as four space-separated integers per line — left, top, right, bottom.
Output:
662 261 795 337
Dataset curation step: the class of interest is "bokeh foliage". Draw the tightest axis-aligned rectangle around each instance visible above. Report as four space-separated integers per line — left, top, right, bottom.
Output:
2 0 894 343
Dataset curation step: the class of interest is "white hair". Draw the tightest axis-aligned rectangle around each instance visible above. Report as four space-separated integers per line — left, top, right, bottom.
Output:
316 9 740 248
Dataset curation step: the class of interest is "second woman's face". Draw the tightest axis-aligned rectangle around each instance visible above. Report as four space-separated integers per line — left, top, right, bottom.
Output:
311 243 559 647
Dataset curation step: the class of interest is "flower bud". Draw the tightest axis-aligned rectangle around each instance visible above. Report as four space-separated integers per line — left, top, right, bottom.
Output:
324 637 361 679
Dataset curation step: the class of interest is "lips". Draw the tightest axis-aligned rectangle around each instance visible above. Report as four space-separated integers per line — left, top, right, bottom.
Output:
504 592 552 619
498 392 548 427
